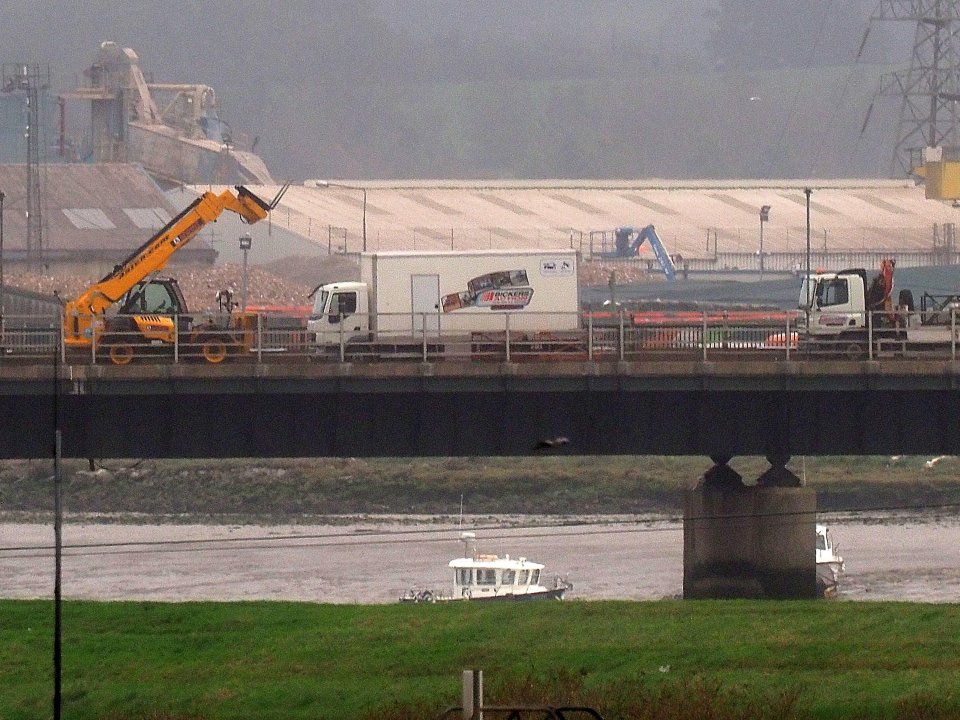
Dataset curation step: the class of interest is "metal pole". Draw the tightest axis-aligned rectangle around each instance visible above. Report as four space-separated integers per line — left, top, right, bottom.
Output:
241 246 249 312
54 427 62 720
804 188 812 289
462 669 483 720
239 233 252 312
52 339 62 720
804 188 812 338
362 188 367 252
1 189 5 339
759 217 764 281
256 312 263 364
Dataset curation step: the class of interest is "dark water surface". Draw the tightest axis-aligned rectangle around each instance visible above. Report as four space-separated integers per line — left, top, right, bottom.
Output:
1 513 957 602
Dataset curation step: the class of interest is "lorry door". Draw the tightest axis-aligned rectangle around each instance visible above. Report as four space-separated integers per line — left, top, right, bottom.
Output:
323 291 361 343
816 278 850 309
410 274 440 335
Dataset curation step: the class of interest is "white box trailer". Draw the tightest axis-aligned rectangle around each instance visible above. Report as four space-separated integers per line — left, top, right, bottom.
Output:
308 250 581 356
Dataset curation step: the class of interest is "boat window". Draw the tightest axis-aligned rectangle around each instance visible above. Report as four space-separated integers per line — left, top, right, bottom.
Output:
501 570 516 585
456 568 472 586
517 569 529 585
531 569 540 585
477 569 497 585
816 534 827 551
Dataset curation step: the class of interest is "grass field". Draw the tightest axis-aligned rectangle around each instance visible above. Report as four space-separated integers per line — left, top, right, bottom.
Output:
4 599 960 720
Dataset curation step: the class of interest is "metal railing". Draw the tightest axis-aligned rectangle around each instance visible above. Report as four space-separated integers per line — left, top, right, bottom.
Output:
1 308 958 367
438 706 604 719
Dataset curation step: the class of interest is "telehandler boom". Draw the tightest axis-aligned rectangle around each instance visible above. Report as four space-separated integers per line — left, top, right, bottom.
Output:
62 184 287 363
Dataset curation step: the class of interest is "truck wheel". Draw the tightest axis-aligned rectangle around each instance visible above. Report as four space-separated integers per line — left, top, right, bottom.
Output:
105 340 134 366
199 336 229 364
845 342 863 360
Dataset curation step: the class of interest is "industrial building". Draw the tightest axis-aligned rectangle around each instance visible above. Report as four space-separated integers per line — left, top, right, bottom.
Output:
210 178 960 272
0 163 214 274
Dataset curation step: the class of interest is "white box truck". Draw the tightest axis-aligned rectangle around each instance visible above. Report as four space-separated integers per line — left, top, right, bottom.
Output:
307 250 581 358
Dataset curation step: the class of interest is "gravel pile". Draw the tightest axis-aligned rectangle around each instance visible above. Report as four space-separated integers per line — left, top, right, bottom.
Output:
579 261 664 286
5 256 639 312
4 256 359 311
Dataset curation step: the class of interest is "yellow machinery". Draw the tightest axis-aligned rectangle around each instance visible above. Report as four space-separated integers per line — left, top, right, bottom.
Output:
913 146 960 202
62 184 287 364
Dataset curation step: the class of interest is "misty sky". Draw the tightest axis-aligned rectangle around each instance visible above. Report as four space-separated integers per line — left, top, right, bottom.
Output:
0 2 917 180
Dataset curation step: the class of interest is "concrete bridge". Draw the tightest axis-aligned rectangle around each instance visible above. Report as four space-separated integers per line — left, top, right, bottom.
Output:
7 356 954 600
1 358 957 461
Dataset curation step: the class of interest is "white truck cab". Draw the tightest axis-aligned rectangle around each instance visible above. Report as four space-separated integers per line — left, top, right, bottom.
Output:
307 281 369 346
800 268 869 337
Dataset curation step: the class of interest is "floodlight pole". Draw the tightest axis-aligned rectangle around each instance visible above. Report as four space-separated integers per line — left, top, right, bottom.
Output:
759 204 770 281
1 189 5 337
804 189 812 287
804 188 812 332
239 233 252 311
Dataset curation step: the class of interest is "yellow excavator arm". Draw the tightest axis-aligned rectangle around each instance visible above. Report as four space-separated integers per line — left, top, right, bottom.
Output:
62 185 281 347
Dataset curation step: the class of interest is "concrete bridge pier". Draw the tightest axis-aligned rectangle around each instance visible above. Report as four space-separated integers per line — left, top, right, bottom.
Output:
683 455 816 599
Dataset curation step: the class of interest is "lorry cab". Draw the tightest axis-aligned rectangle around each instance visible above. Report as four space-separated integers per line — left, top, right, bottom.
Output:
308 281 369 346
800 268 868 335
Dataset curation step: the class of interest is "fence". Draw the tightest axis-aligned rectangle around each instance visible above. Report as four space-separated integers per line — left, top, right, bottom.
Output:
2 308 958 367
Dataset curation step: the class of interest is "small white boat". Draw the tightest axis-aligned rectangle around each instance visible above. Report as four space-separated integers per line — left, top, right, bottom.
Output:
816 524 845 598
400 532 572 603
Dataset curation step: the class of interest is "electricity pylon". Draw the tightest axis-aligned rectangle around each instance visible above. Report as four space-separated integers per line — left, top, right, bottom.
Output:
868 1 960 176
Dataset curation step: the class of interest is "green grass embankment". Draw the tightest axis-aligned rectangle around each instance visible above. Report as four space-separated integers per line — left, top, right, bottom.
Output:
4 599 960 720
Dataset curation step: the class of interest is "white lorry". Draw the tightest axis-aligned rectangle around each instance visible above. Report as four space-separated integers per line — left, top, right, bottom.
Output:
801 259 960 355
307 250 581 359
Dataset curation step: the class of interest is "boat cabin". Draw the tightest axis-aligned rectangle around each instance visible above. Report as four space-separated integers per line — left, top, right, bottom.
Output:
815 524 845 598
816 524 838 564
449 554 547 599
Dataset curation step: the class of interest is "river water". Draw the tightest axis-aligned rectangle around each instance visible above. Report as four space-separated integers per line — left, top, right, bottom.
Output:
1 512 959 603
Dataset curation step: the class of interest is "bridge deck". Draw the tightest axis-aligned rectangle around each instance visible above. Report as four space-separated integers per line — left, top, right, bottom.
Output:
1 359 957 460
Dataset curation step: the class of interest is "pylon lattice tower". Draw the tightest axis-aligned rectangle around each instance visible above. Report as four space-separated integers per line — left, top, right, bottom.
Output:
1 62 49 260
873 1 960 176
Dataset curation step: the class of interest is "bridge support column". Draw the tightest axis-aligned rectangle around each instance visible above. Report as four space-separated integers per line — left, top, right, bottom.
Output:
683 457 816 599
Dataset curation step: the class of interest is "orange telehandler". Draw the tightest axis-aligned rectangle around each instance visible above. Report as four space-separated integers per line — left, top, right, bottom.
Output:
62 184 288 364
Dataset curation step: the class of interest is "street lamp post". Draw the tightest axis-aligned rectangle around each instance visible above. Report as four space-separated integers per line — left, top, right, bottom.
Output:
804 188 812 320
804 189 812 283
239 232 252 312
0 189 5 337
759 204 771 281
313 181 367 251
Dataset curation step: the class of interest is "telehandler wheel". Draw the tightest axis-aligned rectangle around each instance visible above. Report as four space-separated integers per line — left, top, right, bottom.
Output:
199 336 229 364
106 341 135 366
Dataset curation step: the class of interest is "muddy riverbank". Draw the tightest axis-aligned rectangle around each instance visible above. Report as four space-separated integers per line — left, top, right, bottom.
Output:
2 511 957 603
